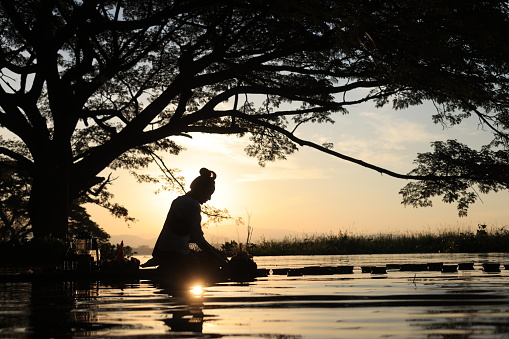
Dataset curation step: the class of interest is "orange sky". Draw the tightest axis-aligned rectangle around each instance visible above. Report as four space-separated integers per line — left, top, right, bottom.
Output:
86 101 509 245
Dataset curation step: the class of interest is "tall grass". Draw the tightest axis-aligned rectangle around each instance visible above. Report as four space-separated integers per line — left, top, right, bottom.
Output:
233 225 509 256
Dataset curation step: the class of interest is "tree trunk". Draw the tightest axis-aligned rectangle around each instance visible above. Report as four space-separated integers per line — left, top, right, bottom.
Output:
28 162 71 240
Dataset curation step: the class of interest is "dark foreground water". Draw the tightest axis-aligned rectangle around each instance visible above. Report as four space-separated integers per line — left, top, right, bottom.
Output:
1 253 509 338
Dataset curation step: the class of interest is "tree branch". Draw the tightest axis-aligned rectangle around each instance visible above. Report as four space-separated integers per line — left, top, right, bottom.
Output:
196 81 385 116
236 114 476 181
472 108 509 143
0 147 34 171
149 151 187 194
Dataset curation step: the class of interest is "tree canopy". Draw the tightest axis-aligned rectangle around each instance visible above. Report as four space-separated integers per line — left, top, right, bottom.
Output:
0 0 508 239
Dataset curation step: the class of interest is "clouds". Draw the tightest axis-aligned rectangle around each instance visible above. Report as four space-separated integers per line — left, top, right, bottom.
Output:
175 129 333 183
178 133 251 162
320 107 446 172
235 164 329 183
359 111 439 148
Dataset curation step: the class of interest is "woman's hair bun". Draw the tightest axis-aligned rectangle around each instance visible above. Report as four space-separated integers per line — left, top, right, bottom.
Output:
190 168 217 192
199 167 217 180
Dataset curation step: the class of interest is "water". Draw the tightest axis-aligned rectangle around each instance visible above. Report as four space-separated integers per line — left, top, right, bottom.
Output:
1 253 509 338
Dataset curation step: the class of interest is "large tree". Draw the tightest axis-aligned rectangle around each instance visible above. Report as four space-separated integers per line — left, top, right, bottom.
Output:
0 0 508 239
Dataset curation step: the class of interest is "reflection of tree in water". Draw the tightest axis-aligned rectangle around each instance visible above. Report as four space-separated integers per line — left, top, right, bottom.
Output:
29 281 99 337
30 281 76 337
409 307 509 337
0 282 32 333
71 282 101 333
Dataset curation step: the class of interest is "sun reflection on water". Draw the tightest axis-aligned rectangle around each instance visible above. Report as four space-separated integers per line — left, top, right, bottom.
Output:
189 285 204 296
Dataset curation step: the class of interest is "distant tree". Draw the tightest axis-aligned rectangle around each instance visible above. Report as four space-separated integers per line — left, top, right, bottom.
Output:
0 0 508 239
68 199 110 243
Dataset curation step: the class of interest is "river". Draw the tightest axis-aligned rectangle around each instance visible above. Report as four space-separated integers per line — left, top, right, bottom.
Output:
1 253 509 338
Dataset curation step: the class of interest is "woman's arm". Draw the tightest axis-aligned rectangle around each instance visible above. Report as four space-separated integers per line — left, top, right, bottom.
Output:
186 199 229 264
194 235 229 263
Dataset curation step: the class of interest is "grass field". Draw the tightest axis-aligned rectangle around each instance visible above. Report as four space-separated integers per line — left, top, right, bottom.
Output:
222 224 509 256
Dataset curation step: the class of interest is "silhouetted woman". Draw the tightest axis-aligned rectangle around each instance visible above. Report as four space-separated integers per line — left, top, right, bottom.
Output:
145 168 228 281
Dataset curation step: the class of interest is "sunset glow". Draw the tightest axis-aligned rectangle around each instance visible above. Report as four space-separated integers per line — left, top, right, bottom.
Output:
86 101 509 247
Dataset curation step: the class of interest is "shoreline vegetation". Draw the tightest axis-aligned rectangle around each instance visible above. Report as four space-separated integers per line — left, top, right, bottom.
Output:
220 224 509 257
1 225 507 267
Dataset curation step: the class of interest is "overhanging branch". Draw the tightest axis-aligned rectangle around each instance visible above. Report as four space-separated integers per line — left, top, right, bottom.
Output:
239 116 467 181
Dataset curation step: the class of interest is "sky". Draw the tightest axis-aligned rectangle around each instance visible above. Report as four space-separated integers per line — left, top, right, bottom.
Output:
86 100 509 246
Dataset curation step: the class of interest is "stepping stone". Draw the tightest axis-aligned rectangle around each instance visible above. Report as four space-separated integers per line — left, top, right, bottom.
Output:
482 263 501 272
287 269 303 277
427 262 443 271
361 266 372 273
370 266 387 274
458 263 475 270
335 266 354 274
302 266 332 275
400 264 428 271
256 269 269 277
441 265 457 273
